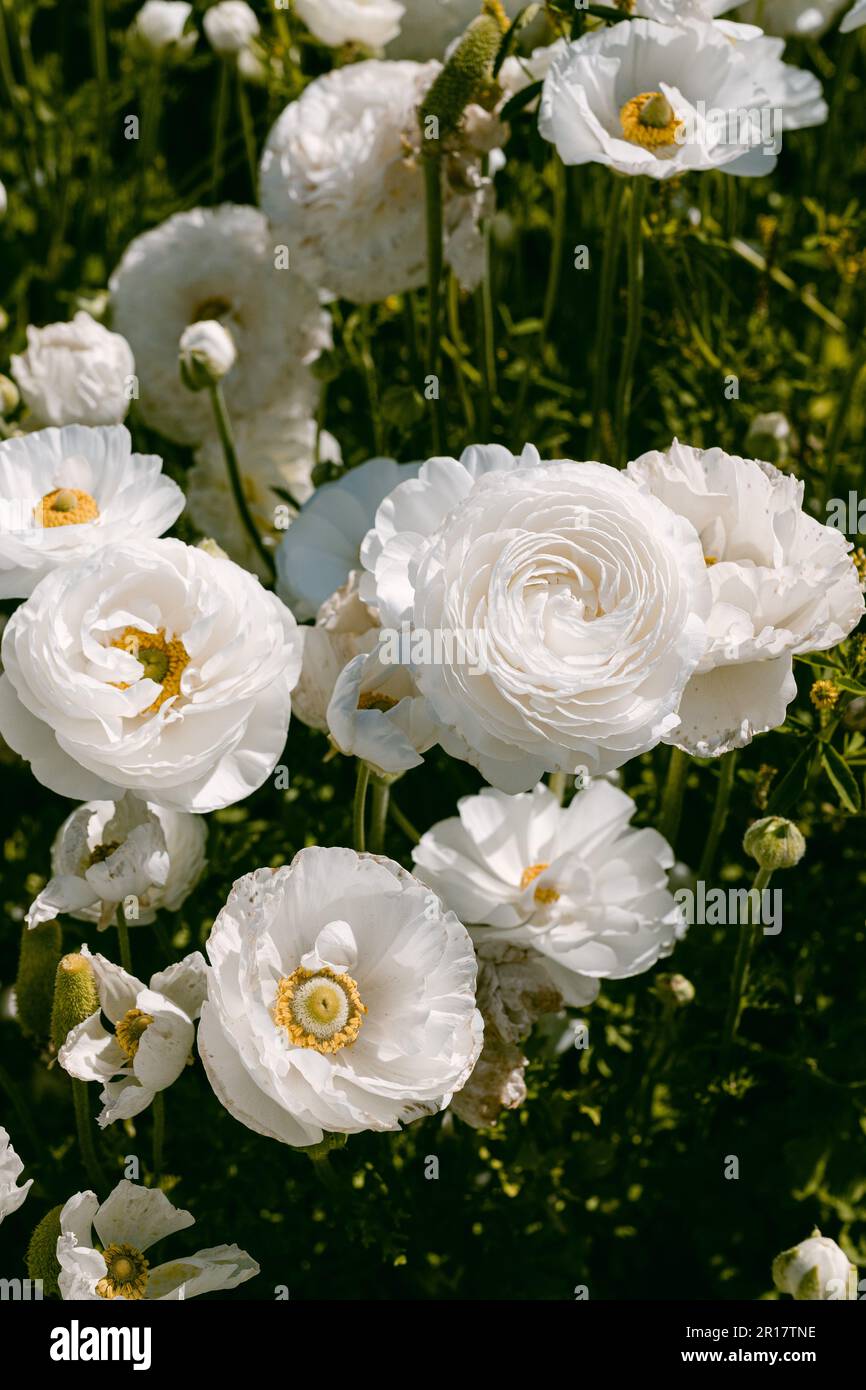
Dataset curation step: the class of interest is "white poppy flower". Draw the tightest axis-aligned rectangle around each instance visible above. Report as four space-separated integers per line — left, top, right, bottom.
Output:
11 313 136 429
627 441 865 756
202 0 259 56
27 793 207 931
773 1229 857 1300
0 1127 32 1225
738 0 847 37
293 573 380 733
0 537 302 812
109 204 331 445
259 60 495 303
129 1 196 57
198 848 483 1146
715 22 827 130
296 0 405 49
58 946 207 1127
841 0 866 28
387 0 523 58
359 444 712 791
0 424 184 600
57 1179 258 1300
276 457 419 621
413 781 685 1007
538 18 780 180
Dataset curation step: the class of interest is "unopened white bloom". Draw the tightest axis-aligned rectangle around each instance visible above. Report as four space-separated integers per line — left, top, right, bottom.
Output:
297 0 405 49
199 848 483 1145
414 781 686 1006
360 444 712 792
0 1128 32 1225
57 1180 258 1299
58 946 207 1126
27 793 207 930
738 0 847 36
0 424 184 600
178 319 236 390
260 60 495 303
0 537 302 812
388 0 523 58
11 313 135 429
130 1 196 57
293 573 379 733
627 441 864 756
773 1229 856 1300
327 645 442 775
110 204 330 445
841 0 866 29
202 1 259 56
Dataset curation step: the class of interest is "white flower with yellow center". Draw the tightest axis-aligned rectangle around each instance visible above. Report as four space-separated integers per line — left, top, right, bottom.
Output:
109 204 330 445
57 945 207 1126
296 0 405 49
0 424 184 600
0 537 302 812
293 572 380 733
57 1180 258 1300
198 847 483 1146
27 793 206 931
413 781 686 1007
11 312 135 429
0 1127 32 1225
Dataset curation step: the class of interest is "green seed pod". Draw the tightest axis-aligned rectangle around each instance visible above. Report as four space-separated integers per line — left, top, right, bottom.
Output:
743 816 806 872
50 953 100 1052
419 4 508 150
26 1205 63 1299
15 921 63 1040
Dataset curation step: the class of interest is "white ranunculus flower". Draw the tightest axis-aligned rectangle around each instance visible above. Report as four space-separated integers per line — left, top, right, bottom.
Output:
130 1 196 57
293 573 379 733
178 319 236 389
276 457 419 621
57 1179 258 1300
27 793 207 930
538 18 780 180
0 424 184 600
413 781 686 1006
841 0 866 29
0 1127 32 1225
359 444 712 792
202 0 259 56
109 204 331 445
58 946 207 1126
296 0 405 49
627 441 865 756
387 0 523 58
738 0 847 36
773 1229 857 1300
0 537 302 812
198 848 483 1146
259 60 495 303
11 312 135 429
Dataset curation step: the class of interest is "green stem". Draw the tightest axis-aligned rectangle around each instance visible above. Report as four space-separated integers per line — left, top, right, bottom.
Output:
697 751 737 885
0 1059 42 1158
514 156 567 439
89 0 108 156
211 58 231 203
589 175 626 458
825 337 866 504
208 383 276 579
72 1079 106 1192
389 797 421 845
423 156 445 453
151 1091 165 1176
115 903 133 977
721 866 773 1055
359 305 385 455
479 210 497 438
353 761 371 853
237 70 258 200
658 746 689 850
369 777 390 855
548 771 568 805
612 177 647 468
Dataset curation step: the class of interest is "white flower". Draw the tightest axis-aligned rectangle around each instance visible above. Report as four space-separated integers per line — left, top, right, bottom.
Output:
129 1 196 57
276 456 419 621
109 204 330 445
0 537 302 812
737 0 847 37
259 60 494 303
359 444 712 791
178 319 237 389
773 1229 856 1300
387 0 523 58
202 0 259 56
841 0 866 29
716 22 827 130
296 0 405 49
293 573 379 733
27 793 207 930
413 781 685 1007
58 946 207 1126
0 1127 32 1225
11 312 135 429
627 441 865 756
0 179 6 218
538 18 780 180
198 848 483 1145
57 1179 258 1299
327 645 443 775
0 424 184 600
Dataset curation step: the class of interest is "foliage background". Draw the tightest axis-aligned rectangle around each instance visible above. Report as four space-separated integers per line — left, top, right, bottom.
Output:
1 0 865 1300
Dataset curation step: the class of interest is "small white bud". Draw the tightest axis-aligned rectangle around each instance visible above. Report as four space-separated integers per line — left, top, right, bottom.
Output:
179 319 237 392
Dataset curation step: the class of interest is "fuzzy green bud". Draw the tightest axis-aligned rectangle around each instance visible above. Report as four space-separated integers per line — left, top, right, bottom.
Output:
0 372 19 417
419 5 508 150
302 1131 348 1161
743 816 806 871
26 1205 63 1298
50 952 99 1052
15 920 63 1040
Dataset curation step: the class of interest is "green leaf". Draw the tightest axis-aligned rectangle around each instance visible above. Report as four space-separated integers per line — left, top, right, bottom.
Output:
822 745 862 813
500 80 542 124
493 5 542 79
767 742 813 816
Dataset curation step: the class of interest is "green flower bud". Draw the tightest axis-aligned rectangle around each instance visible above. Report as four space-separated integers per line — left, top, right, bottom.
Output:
419 4 508 150
15 920 63 1040
50 952 100 1052
26 1205 63 1299
0 372 20 417
654 972 695 1007
743 816 806 871
302 1131 348 1160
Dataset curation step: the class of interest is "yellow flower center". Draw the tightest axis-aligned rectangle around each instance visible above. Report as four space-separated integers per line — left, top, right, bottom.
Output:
357 690 398 713
111 626 190 712
115 1008 154 1060
34 488 100 528
620 91 683 150
96 1243 149 1300
705 555 719 567
520 861 560 905
192 295 232 322
273 966 367 1055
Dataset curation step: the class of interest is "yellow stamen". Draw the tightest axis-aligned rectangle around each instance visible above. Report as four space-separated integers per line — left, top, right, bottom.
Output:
96 1243 149 1300
274 965 366 1055
192 295 232 321
705 555 719 567
111 626 189 712
520 862 549 891
810 679 840 712
358 690 398 713
534 885 561 905
34 488 100 528
852 547 866 587
115 1008 154 1060
620 92 682 150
